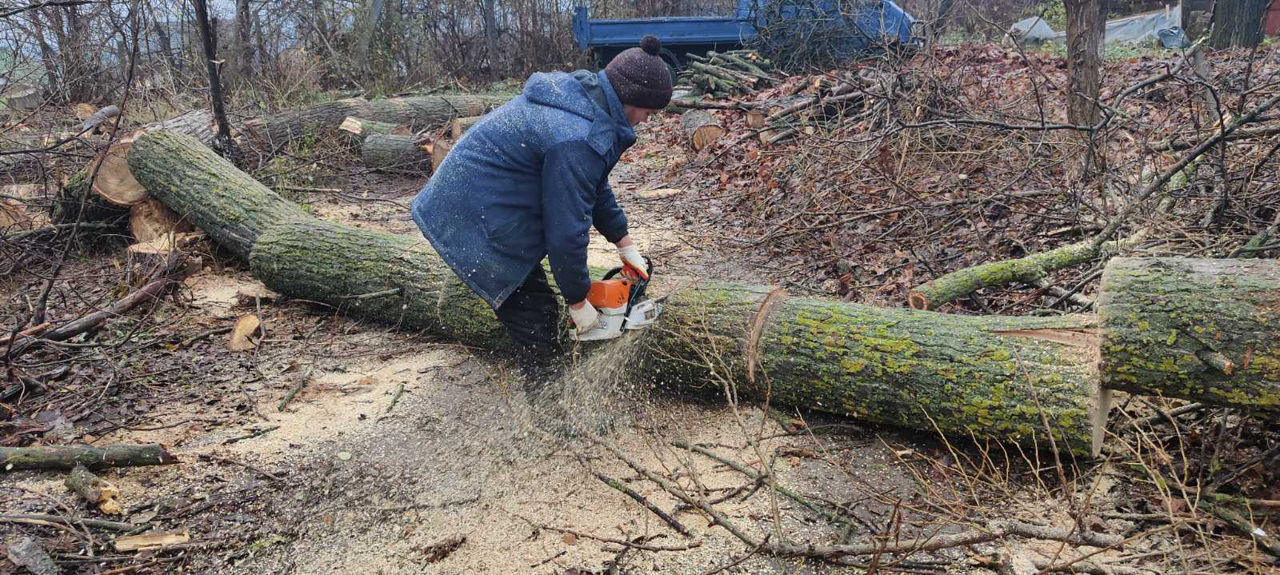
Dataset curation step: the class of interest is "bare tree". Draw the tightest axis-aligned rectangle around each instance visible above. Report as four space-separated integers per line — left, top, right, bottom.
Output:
192 0 237 157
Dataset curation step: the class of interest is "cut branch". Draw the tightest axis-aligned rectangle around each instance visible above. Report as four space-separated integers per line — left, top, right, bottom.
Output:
1 444 177 471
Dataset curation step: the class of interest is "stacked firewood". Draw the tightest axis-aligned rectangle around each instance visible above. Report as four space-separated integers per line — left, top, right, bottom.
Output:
679 50 779 98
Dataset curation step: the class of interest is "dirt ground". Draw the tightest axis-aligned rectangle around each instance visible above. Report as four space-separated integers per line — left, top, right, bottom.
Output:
3 131 1275 575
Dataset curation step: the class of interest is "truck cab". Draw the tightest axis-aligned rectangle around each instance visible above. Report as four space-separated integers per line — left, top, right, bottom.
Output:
572 0 917 71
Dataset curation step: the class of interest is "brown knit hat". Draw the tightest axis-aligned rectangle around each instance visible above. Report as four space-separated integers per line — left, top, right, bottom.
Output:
604 36 673 110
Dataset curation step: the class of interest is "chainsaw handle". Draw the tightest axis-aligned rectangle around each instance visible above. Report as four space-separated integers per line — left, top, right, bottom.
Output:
603 257 653 282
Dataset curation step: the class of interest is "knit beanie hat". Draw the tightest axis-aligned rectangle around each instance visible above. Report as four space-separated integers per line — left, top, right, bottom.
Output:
604 36 673 110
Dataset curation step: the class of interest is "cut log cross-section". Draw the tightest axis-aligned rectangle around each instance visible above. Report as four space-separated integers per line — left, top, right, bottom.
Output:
337 116 411 146
129 130 1107 456
431 139 454 172
362 134 431 173
129 197 195 243
1097 257 1280 410
681 109 726 151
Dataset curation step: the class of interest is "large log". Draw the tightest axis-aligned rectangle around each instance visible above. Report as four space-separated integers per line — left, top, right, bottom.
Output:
361 134 430 173
243 95 510 149
129 130 1105 455
1097 257 1280 410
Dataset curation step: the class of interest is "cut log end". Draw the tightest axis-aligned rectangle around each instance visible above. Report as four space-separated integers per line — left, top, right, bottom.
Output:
432 139 454 172
681 109 725 151
130 198 194 243
94 139 148 207
907 290 930 310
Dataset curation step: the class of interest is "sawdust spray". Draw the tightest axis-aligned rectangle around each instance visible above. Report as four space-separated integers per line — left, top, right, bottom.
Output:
538 331 656 436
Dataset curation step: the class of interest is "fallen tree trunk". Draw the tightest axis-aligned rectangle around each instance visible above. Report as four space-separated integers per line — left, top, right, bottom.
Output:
131 130 1105 455
243 94 510 149
1097 257 1280 410
361 134 430 173
0 444 177 471
431 139 453 172
681 109 725 151
909 233 1145 310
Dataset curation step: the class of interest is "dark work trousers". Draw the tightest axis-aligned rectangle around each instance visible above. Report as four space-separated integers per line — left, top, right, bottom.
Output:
494 267 564 394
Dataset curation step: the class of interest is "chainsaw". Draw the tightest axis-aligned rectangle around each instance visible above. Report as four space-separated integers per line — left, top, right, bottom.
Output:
571 259 662 342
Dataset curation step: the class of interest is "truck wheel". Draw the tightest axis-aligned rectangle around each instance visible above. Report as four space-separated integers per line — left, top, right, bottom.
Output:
659 48 680 84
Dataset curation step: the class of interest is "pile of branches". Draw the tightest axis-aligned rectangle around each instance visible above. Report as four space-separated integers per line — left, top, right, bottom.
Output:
679 50 780 98
647 44 1280 314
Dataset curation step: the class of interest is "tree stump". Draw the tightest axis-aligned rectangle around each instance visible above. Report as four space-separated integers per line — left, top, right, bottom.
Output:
681 109 726 151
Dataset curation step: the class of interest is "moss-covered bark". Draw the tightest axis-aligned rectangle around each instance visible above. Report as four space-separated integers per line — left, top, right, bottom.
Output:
244 95 510 149
361 134 430 173
909 234 1144 310
127 131 309 260
1098 257 1280 411
130 130 1105 455
0 444 176 471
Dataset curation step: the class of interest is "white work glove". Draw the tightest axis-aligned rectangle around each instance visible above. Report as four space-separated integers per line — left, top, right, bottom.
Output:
568 302 601 334
617 244 649 279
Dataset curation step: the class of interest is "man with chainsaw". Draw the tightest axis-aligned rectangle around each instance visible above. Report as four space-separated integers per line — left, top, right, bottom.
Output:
410 36 673 392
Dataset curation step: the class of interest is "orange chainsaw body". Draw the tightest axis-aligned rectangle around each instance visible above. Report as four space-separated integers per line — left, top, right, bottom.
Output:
586 278 632 310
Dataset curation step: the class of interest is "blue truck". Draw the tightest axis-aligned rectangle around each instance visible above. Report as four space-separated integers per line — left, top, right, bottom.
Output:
572 0 917 71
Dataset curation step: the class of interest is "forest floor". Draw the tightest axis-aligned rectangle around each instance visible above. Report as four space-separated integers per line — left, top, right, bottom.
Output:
3 44 1279 574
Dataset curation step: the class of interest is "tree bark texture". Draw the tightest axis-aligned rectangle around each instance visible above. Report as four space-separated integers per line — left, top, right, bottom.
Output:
1097 258 1280 411
1064 0 1104 128
681 109 726 151
128 131 309 260
0 444 176 471
908 233 1144 311
130 131 1105 455
1210 0 1269 48
450 115 482 139
65 464 123 514
243 94 509 149
361 134 430 173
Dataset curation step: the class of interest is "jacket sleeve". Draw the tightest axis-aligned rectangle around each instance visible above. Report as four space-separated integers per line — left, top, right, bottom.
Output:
541 140 610 305
592 181 629 244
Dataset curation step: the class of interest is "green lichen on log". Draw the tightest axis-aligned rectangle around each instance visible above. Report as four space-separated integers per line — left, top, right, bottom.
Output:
1097 257 1280 411
909 234 1144 310
648 284 1102 453
128 131 310 259
250 219 506 347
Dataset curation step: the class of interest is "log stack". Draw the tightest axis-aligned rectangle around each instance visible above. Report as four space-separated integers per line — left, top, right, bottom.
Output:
243 94 509 149
680 50 778 98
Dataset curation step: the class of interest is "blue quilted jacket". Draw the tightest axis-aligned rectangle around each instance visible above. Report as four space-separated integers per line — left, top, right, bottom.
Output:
411 69 635 308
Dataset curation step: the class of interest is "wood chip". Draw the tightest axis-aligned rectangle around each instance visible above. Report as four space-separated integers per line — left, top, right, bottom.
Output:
113 528 190 552
227 314 262 351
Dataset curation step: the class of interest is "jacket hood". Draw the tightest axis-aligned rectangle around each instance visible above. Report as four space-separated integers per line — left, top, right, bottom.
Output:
523 70 636 156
